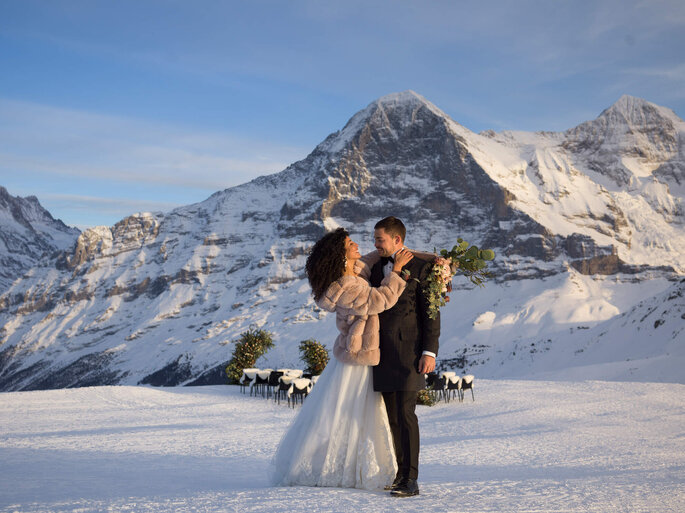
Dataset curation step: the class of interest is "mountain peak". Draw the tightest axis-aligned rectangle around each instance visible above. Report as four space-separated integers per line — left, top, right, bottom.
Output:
376 89 427 106
0 185 80 292
374 90 449 118
599 95 682 126
561 95 684 187
321 90 452 155
609 94 650 110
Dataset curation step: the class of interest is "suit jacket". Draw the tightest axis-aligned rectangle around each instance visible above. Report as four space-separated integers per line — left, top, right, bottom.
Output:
370 256 440 392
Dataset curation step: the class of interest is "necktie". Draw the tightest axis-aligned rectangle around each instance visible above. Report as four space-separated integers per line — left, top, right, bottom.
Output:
380 256 394 266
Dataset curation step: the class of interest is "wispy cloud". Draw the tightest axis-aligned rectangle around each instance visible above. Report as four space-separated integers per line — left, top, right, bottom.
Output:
622 63 685 81
607 63 685 103
0 98 308 191
35 193 182 230
2 0 683 136
0 98 310 227
7 1 682 96
40 193 181 212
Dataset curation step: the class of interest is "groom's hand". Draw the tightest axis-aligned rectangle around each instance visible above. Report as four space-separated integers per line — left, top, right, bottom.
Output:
418 355 435 374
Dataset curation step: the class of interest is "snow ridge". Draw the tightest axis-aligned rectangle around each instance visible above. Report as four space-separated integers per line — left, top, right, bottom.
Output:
0 186 80 292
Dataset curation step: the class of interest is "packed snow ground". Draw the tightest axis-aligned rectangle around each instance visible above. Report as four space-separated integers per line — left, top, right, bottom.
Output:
1 382 683 513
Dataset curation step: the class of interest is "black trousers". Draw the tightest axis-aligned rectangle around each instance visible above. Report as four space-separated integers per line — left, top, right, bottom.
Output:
382 390 419 480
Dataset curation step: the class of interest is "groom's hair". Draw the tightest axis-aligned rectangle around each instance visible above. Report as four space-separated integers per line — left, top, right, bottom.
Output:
374 216 406 242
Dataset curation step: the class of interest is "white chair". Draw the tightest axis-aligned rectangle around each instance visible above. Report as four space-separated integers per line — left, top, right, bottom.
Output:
250 369 273 397
241 368 259 379
265 370 286 399
446 375 462 403
433 374 449 403
288 378 312 407
461 375 475 401
239 368 259 394
275 375 295 405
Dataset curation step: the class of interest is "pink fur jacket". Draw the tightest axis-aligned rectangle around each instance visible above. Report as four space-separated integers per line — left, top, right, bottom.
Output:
316 270 406 366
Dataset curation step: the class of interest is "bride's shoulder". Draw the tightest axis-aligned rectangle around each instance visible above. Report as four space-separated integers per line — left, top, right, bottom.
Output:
317 276 364 311
336 274 369 290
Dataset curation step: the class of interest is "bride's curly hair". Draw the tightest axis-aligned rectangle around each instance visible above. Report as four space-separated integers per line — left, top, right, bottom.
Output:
306 227 348 302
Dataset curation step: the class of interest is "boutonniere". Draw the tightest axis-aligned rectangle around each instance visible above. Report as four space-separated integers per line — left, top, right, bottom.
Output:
401 269 420 283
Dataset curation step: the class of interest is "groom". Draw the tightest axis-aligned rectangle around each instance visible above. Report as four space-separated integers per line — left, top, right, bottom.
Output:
369 216 440 497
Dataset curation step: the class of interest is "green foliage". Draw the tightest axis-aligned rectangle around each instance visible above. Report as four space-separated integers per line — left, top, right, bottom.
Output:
225 327 275 383
423 238 496 319
438 238 496 287
424 265 449 320
299 338 330 375
480 249 495 261
416 388 438 406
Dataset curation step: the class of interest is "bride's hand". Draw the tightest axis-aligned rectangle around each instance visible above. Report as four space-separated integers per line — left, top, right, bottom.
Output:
392 248 413 272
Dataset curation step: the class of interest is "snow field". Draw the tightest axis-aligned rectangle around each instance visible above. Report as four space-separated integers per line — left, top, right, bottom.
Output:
1 380 683 512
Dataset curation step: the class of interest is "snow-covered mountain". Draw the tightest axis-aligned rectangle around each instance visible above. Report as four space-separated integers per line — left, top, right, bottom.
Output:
483 94 684 273
0 186 80 293
0 92 683 390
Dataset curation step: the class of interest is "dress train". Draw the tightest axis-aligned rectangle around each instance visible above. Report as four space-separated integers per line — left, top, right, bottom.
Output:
271 357 397 490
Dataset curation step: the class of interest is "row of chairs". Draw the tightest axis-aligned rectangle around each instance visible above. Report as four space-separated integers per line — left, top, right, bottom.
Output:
238 368 474 407
426 372 475 403
239 368 317 407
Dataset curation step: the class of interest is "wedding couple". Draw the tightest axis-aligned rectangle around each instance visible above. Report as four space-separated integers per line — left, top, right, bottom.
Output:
272 216 440 497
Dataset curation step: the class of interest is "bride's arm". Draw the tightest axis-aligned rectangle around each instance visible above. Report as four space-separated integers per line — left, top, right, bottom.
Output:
355 251 380 281
406 248 438 262
340 273 407 316
355 249 435 280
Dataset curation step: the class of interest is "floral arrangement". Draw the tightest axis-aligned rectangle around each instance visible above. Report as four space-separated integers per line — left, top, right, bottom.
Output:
225 327 275 383
299 338 330 375
423 238 495 320
416 388 438 406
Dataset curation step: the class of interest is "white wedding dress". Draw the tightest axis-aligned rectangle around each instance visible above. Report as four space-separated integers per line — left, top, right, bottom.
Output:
271 357 397 490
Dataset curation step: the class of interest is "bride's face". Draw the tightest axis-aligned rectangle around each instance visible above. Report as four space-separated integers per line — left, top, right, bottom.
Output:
344 237 361 260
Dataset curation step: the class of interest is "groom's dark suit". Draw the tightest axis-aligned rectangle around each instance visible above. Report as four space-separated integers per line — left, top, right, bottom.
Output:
370 255 440 481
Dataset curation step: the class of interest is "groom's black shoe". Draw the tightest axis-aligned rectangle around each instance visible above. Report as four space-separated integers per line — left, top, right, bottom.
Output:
383 474 403 491
390 478 419 497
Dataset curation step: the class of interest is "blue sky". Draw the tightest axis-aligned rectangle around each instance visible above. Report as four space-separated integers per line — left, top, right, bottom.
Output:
1 0 684 229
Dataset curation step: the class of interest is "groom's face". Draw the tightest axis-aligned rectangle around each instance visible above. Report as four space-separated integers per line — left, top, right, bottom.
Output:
374 228 403 257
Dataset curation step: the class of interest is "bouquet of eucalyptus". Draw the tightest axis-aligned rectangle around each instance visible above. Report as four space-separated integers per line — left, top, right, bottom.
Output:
423 238 495 320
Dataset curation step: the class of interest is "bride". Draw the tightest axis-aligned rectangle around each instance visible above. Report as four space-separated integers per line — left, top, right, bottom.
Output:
271 227 413 490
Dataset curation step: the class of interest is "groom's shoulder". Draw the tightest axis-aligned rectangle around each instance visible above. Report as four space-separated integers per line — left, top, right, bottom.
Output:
411 254 432 264
411 254 433 269
408 255 435 281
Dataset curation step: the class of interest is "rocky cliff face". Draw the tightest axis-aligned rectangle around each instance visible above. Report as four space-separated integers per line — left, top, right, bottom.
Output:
0 92 683 390
0 187 80 293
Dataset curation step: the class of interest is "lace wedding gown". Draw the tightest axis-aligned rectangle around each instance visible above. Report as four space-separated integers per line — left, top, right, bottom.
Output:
271 357 397 490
